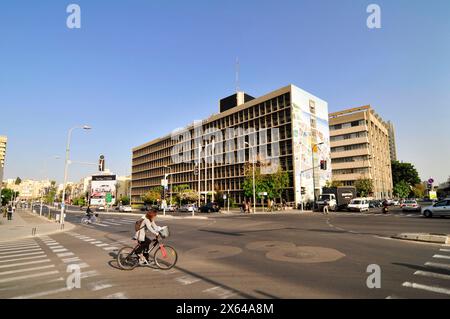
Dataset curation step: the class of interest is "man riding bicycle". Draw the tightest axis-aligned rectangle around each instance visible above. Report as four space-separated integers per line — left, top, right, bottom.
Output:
134 209 161 265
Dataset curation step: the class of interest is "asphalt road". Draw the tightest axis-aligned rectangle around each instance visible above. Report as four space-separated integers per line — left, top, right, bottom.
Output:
1 207 449 299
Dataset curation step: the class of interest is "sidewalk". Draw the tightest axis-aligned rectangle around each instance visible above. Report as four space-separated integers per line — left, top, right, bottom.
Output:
0 209 75 243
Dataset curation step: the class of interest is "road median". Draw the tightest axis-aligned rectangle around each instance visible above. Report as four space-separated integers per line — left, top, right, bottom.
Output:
392 233 450 244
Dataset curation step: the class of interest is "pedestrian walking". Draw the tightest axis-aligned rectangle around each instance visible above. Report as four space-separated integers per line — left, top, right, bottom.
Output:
7 204 14 220
323 200 330 215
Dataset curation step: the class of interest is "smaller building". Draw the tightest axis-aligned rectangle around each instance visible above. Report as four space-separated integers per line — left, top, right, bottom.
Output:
329 105 393 199
385 121 397 162
0 136 7 190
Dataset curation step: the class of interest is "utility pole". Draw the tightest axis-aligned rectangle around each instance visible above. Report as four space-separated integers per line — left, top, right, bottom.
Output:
198 144 201 208
211 139 215 202
204 142 208 204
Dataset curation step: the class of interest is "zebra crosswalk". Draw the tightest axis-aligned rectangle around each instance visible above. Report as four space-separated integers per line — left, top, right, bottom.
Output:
0 236 127 299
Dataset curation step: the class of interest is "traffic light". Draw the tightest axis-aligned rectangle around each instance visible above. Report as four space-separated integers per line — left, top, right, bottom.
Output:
320 160 327 170
99 155 105 172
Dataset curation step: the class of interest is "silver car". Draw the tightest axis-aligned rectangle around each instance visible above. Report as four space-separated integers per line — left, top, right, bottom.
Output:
422 199 450 218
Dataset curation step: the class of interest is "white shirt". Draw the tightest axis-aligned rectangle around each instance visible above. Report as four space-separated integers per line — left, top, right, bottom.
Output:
135 216 160 242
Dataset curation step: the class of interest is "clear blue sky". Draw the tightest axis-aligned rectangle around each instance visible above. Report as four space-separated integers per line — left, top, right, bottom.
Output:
1 0 449 184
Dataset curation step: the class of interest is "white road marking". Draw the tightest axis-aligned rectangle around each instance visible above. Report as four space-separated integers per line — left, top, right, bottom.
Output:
203 286 236 299
0 259 51 269
83 239 95 242
0 245 40 252
0 248 42 255
90 282 114 291
48 245 64 249
0 270 59 284
433 254 450 260
71 262 89 269
0 243 38 249
0 254 47 263
96 244 109 247
11 287 69 299
103 247 118 251
57 252 75 257
425 262 450 271
402 282 450 296
102 221 122 226
175 275 201 285
81 270 99 279
414 270 450 280
91 241 103 244
95 223 110 227
0 251 44 259
52 249 68 253
103 292 127 299
440 249 450 253
0 264 55 276
62 257 81 263
0 241 36 248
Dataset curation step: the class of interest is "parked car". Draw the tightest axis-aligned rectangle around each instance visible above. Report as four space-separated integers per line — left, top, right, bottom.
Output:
119 205 132 212
422 199 450 218
97 206 105 212
347 198 370 212
179 204 197 213
400 199 421 212
200 202 220 213
369 200 381 208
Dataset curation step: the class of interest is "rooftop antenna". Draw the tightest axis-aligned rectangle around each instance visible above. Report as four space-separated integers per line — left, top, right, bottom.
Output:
235 57 240 93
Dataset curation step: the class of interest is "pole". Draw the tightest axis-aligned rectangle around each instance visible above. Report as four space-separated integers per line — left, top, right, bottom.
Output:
227 190 230 213
39 193 43 216
60 128 74 226
204 142 208 205
211 139 215 203
311 144 316 211
252 146 256 214
198 145 201 209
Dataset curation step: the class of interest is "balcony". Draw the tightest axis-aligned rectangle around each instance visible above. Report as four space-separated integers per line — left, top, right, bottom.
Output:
332 160 371 170
331 137 369 148
332 173 372 182
331 148 370 159
330 125 368 137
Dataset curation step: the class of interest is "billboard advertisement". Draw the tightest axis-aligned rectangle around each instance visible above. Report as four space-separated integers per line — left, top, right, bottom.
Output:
90 175 116 206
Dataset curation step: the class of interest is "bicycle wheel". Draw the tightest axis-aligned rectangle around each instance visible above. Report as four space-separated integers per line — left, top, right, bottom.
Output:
117 247 139 270
154 245 178 270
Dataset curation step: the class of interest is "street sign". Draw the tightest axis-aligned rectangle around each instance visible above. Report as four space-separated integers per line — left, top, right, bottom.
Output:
428 178 434 184
194 165 199 176
161 179 168 187
105 193 112 204
258 192 268 196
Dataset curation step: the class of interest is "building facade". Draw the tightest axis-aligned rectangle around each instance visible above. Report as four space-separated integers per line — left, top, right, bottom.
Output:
132 85 331 207
329 106 393 198
0 136 7 189
385 121 397 161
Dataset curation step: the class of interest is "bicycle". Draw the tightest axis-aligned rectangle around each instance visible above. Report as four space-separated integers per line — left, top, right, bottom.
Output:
117 232 177 271
81 214 99 225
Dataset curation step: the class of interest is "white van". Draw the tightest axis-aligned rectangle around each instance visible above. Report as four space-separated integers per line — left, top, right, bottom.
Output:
348 198 370 212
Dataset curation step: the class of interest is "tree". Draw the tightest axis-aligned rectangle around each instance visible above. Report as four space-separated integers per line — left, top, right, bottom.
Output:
411 183 425 199
393 180 411 199
270 166 290 203
1 188 17 206
355 178 374 197
15 177 22 185
141 187 162 205
391 161 420 186
119 196 130 206
325 180 344 188
174 185 197 205
44 181 58 204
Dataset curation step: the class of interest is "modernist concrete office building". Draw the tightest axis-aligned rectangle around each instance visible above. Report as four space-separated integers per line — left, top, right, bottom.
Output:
131 85 331 207
385 121 398 162
329 106 393 198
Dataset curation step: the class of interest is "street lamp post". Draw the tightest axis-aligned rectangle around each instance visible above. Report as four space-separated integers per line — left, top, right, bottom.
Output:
163 166 172 205
244 142 256 213
311 142 324 211
60 125 91 226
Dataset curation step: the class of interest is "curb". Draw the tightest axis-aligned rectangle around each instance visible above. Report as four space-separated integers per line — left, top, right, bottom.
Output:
65 210 209 220
0 222 76 244
391 233 450 244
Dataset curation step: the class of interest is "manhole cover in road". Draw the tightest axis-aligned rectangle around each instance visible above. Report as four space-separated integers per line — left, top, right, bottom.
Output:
266 246 345 264
246 241 296 252
185 245 242 260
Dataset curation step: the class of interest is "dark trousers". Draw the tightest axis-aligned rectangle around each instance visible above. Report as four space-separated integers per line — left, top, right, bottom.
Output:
136 237 153 255
7 213 12 220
